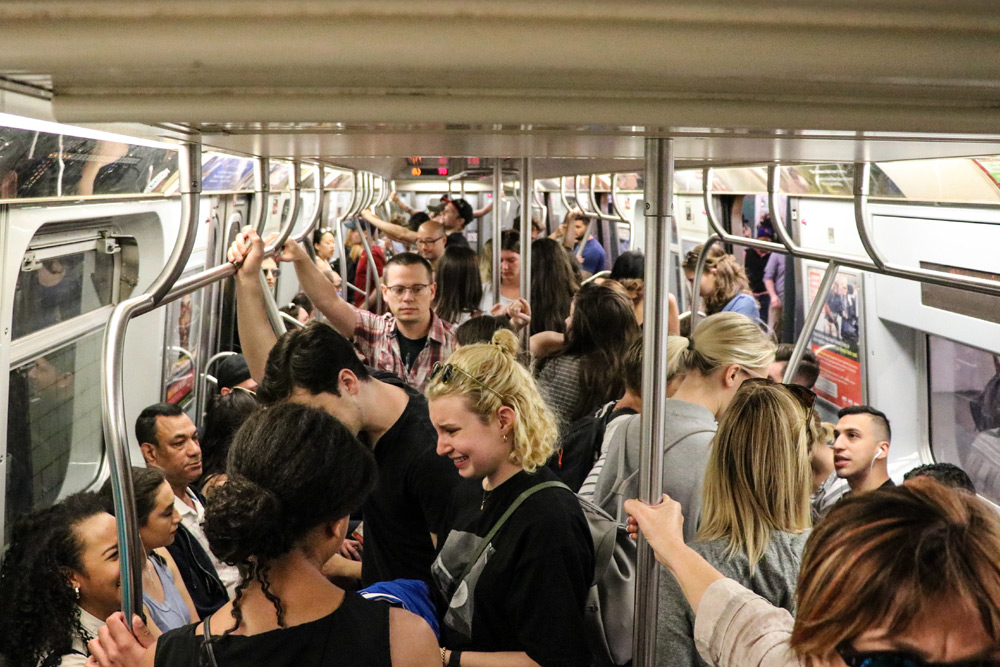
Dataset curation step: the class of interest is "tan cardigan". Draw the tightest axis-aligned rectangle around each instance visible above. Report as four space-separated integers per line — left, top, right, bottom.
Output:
693 578 810 667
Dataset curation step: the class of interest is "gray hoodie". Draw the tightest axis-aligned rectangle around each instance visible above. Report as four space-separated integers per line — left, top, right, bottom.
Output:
590 398 717 540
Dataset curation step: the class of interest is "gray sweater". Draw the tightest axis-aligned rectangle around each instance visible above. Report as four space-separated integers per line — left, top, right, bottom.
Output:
655 531 810 667
590 399 717 540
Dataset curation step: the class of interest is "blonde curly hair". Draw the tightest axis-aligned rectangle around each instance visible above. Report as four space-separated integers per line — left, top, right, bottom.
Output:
426 329 557 472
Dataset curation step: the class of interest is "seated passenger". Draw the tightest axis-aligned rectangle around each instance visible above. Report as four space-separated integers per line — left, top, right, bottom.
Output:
832 405 894 497
903 461 976 493
229 228 456 393
199 389 259 497
534 282 640 429
768 343 820 389
255 323 459 587
683 244 759 321
87 403 440 667
136 403 238 601
656 379 814 667
528 238 580 337
0 493 119 667
625 477 1000 666
589 313 775 539
102 467 199 633
433 245 484 325
428 330 595 666
480 230 521 310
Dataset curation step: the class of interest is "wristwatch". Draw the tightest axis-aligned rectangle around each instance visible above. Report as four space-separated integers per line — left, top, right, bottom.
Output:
448 649 463 666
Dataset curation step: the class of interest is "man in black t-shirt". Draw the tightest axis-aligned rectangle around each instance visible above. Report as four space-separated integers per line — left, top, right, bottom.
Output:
255 322 461 586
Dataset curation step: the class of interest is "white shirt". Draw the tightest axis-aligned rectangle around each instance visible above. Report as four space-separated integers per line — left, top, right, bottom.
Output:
174 490 240 596
56 607 105 666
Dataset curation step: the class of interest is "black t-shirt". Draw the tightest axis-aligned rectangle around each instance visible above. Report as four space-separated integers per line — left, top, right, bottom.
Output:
361 374 461 586
436 468 595 666
153 592 391 666
396 332 428 372
445 232 470 249
744 249 770 293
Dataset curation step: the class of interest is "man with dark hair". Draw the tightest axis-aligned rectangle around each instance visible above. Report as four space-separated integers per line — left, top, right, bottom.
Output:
229 228 456 393
903 462 976 494
436 195 474 248
256 322 460 586
768 343 820 389
833 405 894 495
135 403 235 612
212 353 258 396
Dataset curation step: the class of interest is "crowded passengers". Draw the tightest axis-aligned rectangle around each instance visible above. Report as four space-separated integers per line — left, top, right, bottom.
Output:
3 202 998 667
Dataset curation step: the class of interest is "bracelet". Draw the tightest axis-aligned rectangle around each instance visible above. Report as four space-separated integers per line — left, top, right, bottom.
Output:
448 650 463 667
440 647 447 666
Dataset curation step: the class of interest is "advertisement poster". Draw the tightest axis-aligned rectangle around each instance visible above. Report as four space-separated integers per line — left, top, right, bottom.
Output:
162 272 203 414
805 264 864 409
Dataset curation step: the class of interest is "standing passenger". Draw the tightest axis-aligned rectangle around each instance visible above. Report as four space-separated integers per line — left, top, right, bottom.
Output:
683 244 759 321
414 219 447 272
656 380 813 666
257 323 459 586
832 405 894 496
480 230 521 310
764 250 786 339
433 245 484 325
229 228 456 393
529 238 579 336
86 403 441 667
428 330 595 666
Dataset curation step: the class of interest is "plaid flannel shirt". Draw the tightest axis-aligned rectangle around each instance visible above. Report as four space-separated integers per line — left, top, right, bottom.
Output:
354 308 457 393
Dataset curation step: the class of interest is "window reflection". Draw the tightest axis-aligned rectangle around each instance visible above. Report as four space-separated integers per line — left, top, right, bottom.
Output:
12 250 114 339
928 335 1000 504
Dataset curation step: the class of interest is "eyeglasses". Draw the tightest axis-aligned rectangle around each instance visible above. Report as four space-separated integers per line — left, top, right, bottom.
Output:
262 267 281 277
416 236 444 246
232 386 257 398
430 362 503 400
741 376 816 410
837 645 1000 667
386 284 430 297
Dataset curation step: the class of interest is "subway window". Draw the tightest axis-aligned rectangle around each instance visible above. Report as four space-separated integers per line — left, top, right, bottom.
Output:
4 331 106 542
927 334 1000 504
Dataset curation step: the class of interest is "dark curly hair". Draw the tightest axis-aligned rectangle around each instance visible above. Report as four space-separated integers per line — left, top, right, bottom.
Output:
202 401 378 635
0 492 112 667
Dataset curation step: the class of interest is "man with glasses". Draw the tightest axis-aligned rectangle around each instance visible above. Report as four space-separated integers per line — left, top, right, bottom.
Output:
228 227 456 393
414 219 446 270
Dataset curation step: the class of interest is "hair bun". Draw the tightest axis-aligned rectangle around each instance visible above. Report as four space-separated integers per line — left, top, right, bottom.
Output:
203 474 289 564
490 328 519 357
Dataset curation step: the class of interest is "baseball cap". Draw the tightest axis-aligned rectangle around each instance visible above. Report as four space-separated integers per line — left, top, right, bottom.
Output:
214 354 252 390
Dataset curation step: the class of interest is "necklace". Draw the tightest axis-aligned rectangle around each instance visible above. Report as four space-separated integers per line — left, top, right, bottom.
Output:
480 486 493 511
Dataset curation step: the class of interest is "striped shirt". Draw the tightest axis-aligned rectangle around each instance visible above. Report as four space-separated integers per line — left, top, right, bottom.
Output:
354 308 457 394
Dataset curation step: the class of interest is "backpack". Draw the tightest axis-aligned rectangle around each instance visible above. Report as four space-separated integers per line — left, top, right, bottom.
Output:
548 402 621 492
461 481 636 667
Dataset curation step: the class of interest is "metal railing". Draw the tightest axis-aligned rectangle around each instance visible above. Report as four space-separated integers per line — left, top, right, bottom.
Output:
101 152 333 627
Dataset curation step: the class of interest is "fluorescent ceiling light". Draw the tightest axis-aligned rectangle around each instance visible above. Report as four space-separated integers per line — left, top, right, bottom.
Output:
0 112 176 150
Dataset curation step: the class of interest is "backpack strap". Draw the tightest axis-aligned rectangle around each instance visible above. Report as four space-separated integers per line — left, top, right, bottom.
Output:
459 481 568 582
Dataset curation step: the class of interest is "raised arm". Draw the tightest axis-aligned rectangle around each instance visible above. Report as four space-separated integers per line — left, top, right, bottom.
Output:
285 238 359 339
227 228 279 382
360 208 417 244
390 191 418 216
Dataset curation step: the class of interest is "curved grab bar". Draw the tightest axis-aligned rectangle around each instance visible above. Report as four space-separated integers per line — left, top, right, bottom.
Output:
279 311 306 329
356 173 383 313
688 235 720 329
251 157 271 236
260 162 303 336
292 163 325 245
575 175 599 218
581 269 611 285
519 158 533 327
588 174 623 222
783 261 839 384
559 176 576 214
102 140 202 628
609 173 630 224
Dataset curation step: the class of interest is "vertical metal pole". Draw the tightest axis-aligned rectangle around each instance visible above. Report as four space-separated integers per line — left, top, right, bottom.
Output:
784 261 840 384
634 138 673 667
252 157 271 236
519 158 533 302
492 161 503 305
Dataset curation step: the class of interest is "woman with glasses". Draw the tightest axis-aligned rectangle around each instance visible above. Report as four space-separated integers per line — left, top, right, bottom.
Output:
427 328 595 667
625 477 1000 667
656 379 815 667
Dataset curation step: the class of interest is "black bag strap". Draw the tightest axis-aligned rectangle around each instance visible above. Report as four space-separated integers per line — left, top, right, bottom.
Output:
201 614 220 667
459 481 568 582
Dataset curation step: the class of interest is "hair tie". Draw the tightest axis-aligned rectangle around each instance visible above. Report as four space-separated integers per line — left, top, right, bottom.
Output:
687 337 696 352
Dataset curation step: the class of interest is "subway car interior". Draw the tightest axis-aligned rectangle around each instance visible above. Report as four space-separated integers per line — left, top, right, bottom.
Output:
2 3 1000 665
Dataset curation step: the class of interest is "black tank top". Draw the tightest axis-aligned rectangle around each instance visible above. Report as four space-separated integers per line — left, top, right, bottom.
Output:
153 592 392 666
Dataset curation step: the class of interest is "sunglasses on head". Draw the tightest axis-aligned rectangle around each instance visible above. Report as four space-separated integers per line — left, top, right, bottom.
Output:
430 362 503 400
838 645 1000 667
741 376 816 410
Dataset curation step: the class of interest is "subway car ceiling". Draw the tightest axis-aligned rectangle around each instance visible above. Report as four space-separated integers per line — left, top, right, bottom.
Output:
4 1 1000 171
